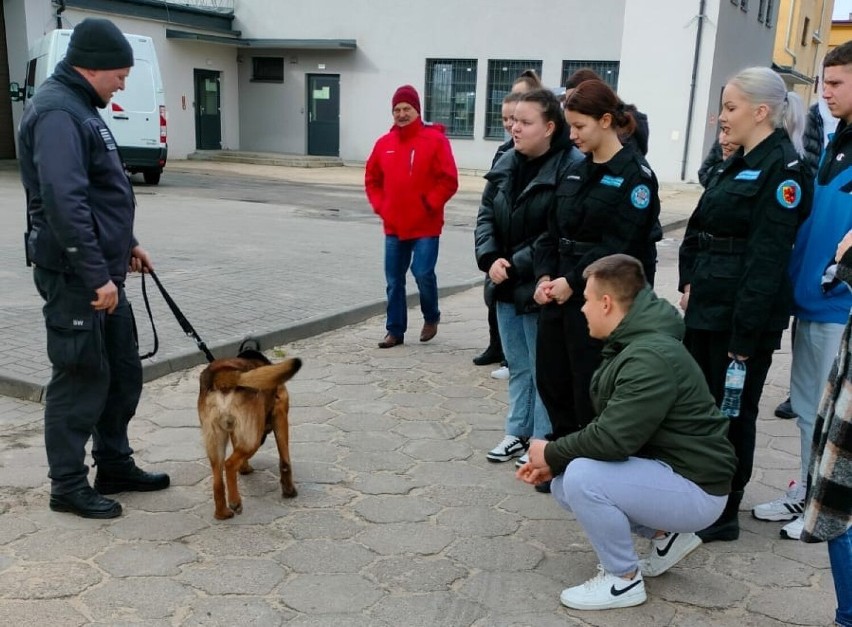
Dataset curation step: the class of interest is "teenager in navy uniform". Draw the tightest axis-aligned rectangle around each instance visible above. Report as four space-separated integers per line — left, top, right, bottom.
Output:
678 66 812 542
534 79 662 448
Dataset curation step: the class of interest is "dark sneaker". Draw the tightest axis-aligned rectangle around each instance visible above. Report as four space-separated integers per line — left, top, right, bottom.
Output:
486 435 529 462
774 398 797 420
473 345 504 366
94 465 170 494
696 517 739 542
50 486 122 519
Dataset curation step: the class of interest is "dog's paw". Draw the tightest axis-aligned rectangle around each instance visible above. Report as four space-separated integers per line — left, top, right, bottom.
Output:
281 486 298 499
238 461 254 475
228 501 243 514
214 508 235 520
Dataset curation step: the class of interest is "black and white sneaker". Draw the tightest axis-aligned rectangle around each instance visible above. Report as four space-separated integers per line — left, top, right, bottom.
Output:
486 435 529 463
560 565 646 610
639 532 702 577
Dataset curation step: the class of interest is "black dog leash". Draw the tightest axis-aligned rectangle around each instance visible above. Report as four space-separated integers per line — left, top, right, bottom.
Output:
138 270 215 363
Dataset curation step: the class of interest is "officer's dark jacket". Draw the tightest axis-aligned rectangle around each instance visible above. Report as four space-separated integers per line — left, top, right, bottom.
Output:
475 133 583 313
533 145 662 302
678 128 813 357
19 60 136 291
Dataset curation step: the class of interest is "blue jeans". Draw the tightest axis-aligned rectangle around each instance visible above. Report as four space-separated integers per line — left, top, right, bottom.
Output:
830 526 852 627
384 235 440 338
496 301 551 439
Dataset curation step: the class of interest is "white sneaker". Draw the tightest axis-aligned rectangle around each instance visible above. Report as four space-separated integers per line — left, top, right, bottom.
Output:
752 480 806 521
639 532 702 578
560 565 646 610
490 365 510 380
780 516 804 540
515 453 529 469
486 435 529 463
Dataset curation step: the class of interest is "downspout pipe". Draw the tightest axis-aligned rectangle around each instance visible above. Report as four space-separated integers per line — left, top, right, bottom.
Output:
54 1 66 29
681 0 705 181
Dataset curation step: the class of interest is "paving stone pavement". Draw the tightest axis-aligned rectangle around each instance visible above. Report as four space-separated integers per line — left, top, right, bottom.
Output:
0 234 838 626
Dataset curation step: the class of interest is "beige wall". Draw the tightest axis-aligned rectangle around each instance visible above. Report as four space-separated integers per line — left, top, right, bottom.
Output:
774 0 835 104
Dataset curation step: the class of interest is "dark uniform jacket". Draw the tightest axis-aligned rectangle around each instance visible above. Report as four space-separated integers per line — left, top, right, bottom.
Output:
533 145 662 309
475 135 583 314
19 60 136 291
678 128 813 357
543 286 736 496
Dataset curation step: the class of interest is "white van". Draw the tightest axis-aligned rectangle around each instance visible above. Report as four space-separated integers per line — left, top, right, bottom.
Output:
16 29 168 184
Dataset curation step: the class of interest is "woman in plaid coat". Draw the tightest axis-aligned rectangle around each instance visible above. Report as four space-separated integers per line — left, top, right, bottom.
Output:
801 230 852 627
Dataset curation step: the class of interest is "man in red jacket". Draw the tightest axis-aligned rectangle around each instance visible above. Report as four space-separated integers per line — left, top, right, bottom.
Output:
365 84 459 348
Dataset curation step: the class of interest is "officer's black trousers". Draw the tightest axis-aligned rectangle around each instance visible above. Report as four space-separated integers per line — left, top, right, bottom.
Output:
34 268 142 495
684 328 775 493
536 301 603 438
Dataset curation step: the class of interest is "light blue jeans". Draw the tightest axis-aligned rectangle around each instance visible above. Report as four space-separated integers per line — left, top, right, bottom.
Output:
495 301 550 439
552 457 726 577
790 320 844 484
830 525 852 627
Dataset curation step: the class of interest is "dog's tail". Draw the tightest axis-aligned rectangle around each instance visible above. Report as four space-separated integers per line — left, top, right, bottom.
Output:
234 357 302 391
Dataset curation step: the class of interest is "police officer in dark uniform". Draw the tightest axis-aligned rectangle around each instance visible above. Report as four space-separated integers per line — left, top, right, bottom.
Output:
678 67 813 542
534 79 662 441
18 18 170 519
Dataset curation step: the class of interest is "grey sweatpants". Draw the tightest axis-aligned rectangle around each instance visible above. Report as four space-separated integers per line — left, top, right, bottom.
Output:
552 457 726 577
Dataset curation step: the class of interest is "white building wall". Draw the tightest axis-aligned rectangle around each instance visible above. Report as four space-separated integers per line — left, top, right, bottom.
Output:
233 0 625 170
4 1 241 160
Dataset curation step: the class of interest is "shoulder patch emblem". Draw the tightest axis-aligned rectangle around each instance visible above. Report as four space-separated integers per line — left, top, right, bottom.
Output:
776 179 802 210
640 164 652 177
630 184 651 210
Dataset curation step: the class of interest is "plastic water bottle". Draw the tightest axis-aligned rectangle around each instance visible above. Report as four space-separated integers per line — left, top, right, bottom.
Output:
720 359 746 418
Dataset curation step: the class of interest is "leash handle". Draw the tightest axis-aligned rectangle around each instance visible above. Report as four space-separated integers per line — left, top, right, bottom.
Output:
141 270 216 363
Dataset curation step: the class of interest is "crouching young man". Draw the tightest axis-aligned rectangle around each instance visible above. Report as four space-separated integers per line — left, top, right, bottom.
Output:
517 254 736 610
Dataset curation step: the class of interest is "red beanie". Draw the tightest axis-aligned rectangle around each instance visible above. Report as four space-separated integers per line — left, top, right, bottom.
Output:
392 84 421 114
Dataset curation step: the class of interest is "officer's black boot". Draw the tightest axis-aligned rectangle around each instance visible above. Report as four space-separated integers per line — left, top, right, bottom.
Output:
473 306 504 366
697 490 744 543
94 460 170 494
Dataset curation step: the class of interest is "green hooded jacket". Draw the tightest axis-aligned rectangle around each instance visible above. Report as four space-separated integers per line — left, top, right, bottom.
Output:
543 286 736 496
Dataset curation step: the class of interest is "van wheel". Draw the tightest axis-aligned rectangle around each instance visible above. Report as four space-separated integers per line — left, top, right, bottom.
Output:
143 170 161 185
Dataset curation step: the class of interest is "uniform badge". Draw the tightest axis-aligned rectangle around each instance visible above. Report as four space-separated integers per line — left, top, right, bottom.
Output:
630 184 651 209
600 175 624 188
775 179 802 209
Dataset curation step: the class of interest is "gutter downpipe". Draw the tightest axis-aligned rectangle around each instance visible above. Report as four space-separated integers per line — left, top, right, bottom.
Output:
681 0 706 181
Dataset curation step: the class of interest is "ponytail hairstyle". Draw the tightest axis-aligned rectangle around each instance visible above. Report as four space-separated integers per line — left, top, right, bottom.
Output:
564 79 637 137
512 69 543 93
727 67 805 156
518 88 567 142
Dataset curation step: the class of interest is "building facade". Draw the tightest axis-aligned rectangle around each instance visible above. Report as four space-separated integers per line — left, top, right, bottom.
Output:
772 0 835 104
2 0 780 182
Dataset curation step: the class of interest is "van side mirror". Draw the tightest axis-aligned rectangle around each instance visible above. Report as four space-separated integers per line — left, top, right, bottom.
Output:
9 82 23 102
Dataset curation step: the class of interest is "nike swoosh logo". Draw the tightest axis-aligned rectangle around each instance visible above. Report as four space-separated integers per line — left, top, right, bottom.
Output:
610 579 643 597
655 533 679 558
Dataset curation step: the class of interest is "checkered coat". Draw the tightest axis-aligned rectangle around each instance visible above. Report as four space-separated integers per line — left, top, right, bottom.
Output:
801 255 852 543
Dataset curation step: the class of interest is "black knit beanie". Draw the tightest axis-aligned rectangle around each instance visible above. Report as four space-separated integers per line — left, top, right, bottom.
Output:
65 18 134 70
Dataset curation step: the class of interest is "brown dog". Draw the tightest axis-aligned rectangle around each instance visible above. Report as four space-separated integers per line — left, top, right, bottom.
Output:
197 349 302 520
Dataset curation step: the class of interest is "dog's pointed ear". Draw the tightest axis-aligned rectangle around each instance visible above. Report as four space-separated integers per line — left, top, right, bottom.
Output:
239 338 261 353
237 348 269 363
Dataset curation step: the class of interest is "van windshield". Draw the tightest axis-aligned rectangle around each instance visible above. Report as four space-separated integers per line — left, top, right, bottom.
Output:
111 59 156 113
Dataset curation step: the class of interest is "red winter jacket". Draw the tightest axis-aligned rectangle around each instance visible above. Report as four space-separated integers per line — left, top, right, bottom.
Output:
365 118 459 240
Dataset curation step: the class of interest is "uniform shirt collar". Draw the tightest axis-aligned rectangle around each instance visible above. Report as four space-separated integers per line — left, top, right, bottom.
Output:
585 144 635 176
739 128 788 168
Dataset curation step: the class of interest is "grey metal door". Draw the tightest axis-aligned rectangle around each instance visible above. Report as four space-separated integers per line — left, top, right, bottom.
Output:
194 69 221 150
307 74 339 156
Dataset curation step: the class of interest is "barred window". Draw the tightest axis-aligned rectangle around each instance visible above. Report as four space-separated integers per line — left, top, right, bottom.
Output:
424 58 477 138
484 60 543 140
251 57 283 82
561 60 620 91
